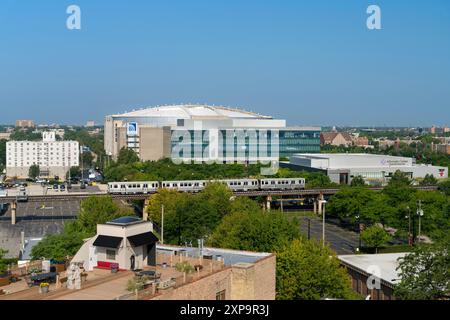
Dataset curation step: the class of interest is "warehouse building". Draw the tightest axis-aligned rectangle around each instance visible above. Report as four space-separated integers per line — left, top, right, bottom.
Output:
285 153 448 185
104 104 320 163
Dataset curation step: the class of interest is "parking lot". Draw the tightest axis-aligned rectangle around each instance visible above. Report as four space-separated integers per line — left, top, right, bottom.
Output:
0 199 80 221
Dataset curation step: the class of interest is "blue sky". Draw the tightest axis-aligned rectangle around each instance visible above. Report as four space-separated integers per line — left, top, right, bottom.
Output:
0 0 449 126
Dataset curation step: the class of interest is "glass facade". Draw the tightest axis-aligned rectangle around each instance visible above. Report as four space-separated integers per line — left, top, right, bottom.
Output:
170 128 321 161
279 129 321 157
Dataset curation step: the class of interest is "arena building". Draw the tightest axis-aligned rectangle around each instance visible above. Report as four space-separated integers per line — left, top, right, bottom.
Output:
104 104 320 162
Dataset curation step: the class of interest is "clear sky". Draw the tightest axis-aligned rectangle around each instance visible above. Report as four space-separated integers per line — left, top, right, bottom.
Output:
1 0 449 127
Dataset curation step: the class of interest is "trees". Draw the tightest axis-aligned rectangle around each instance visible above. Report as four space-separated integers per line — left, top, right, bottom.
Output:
31 196 136 260
276 239 358 300
208 210 300 253
438 179 450 196
0 249 17 273
350 176 366 187
28 164 40 179
66 166 81 180
420 174 438 186
395 239 450 300
360 225 391 253
117 147 140 165
77 196 134 234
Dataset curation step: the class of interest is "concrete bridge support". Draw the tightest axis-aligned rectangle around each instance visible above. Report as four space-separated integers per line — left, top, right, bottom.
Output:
266 195 272 212
11 201 17 225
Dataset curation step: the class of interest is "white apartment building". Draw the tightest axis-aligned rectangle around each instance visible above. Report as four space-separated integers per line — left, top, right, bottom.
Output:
6 132 79 179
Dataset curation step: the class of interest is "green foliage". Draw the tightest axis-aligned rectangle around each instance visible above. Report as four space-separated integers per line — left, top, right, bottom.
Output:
350 176 366 187
438 179 450 196
30 221 90 260
81 152 94 167
66 166 81 180
230 197 261 215
117 147 140 166
9 129 41 141
28 164 40 179
31 197 135 260
127 276 146 291
276 239 359 300
0 249 18 273
78 196 135 234
197 182 232 218
208 210 300 253
175 261 195 274
360 225 391 253
0 139 6 169
395 238 450 300
419 174 438 186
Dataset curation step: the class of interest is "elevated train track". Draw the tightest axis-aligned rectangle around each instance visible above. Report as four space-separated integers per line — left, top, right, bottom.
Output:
0 185 439 203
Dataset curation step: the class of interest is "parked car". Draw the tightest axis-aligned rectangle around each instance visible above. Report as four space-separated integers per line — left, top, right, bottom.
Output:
59 184 66 191
53 184 59 190
80 182 86 189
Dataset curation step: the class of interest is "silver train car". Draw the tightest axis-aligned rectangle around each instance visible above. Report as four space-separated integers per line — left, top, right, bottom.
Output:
107 181 159 194
107 178 306 194
259 178 306 190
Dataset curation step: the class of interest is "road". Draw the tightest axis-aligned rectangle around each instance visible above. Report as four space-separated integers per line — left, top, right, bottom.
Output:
298 216 360 255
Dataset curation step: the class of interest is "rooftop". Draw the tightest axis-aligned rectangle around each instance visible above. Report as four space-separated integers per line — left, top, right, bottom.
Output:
338 253 408 286
106 216 143 226
112 104 273 120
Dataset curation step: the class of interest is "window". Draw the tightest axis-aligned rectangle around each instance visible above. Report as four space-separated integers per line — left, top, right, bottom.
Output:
216 290 226 300
106 249 116 260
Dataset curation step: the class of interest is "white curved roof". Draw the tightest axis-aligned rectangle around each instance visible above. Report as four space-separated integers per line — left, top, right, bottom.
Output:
112 104 272 120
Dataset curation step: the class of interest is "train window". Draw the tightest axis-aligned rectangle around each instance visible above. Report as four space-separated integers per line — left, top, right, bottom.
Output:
174 183 178 187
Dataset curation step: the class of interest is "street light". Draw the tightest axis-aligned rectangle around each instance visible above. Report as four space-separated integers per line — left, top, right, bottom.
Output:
319 199 327 247
355 214 361 252
405 206 412 246
417 200 424 243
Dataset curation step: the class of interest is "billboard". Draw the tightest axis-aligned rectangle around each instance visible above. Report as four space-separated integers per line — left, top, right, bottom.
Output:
127 122 138 136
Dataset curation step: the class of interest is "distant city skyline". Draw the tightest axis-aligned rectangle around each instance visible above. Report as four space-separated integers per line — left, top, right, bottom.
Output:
1 0 449 126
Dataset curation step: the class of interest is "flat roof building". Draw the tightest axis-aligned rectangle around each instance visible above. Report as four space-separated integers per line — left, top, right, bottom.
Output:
104 104 320 163
338 253 407 300
285 153 448 185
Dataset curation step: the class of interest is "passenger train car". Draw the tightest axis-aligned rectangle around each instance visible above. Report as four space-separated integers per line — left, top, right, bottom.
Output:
108 178 305 194
107 181 159 194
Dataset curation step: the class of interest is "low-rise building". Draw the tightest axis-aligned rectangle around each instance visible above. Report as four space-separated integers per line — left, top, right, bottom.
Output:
71 216 276 300
320 132 353 147
338 253 407 300
285 153 448 185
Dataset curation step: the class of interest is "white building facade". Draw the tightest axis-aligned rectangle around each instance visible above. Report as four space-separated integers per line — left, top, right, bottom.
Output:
6 132 79 179
288 153 448 185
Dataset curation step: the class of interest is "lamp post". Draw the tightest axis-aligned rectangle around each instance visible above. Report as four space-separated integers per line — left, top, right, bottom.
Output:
405 206 412 246
355 214 361 252
319 200 327 247
417 200 424 244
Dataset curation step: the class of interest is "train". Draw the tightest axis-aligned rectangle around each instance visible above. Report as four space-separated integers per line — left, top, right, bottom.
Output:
107 178 306 194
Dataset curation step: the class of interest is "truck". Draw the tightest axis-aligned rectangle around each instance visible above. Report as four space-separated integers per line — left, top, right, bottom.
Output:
16 187 28 202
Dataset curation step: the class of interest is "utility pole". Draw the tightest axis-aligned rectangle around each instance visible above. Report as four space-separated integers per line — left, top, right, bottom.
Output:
406 206 412 246
161 204 164 245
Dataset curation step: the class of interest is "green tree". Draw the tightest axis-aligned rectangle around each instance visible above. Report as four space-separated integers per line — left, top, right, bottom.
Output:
77 196 135 234
395 239 450 300
208 210 300 252
360 225 391 253
420 174 438 186
28 164 40 179
197 182 233 218
66 166 81 180
117 147 140 165
0 249 18 273
30 223 89 260
276 239 358 300
81 152 94 167
229 197 261 214
0 139 6 169
350 175 366 187
438 179 450 196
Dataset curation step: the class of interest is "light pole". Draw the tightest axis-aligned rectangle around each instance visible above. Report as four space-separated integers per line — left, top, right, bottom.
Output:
161 204 165 245
417 200 424 244
405 206 412 246
355 214 361 252
319 200 327 247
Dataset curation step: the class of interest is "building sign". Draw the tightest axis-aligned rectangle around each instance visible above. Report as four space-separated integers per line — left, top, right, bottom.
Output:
127 122 138 136
380 158 409 166
439 169 445 177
